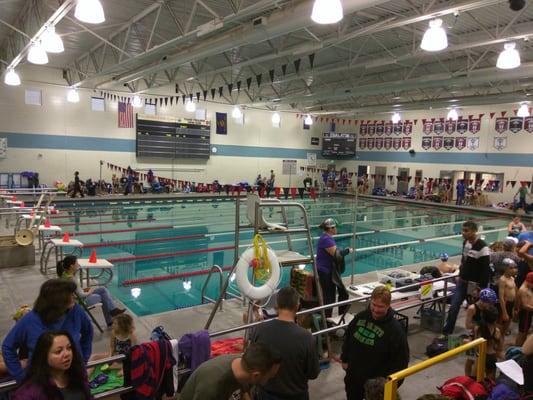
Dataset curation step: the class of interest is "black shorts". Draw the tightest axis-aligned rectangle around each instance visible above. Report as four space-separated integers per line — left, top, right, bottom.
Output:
499 301 514 321
519 309 532 333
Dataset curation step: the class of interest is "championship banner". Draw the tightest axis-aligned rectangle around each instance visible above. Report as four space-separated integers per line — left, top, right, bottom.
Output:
443 137 454 150
432 136 443 150
469 114 482 134
367 121 376 136
445 119 456 134
422 118 433 135
359 138 367 149
402 137 411 150
433 118 444 135
376 121 385 136
466 137 479 151
509 117 523 133
455 137 466 150
367 137 375 150
384 121 393 135
375 137 384 150
524 116 533 133
457 117 468 134
392 137 402 150
421 137 432 150
359 121 368 136
493 137 507 151
393 121 403 135
384 137 392 150
403 120 413 135
495 117 508 134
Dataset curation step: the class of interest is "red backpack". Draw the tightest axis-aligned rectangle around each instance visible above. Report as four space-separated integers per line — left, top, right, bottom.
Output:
438 376 488 400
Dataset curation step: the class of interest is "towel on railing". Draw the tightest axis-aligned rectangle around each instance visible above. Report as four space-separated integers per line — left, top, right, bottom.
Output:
124 339 175 400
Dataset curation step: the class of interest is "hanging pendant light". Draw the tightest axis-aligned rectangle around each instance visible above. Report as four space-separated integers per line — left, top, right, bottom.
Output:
131 95 142 108
304 114 313 125
232 105 242 119
41 26 64 53
272 112 281 125
496 42 521 69
447 108 458 121
517 103 529 117
4 68 21 86
27 41 48 65
67 88 80 103
311 0 343 24
185 99 196 112
392 112 401 124
420 19 448 52
75 0 105 24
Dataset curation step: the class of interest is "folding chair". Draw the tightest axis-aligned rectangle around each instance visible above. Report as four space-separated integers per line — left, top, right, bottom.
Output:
76 293 104 333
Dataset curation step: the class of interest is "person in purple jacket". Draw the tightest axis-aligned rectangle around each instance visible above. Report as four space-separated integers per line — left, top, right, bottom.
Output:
11 330 92 400
2 279 93 383
316 218 353 318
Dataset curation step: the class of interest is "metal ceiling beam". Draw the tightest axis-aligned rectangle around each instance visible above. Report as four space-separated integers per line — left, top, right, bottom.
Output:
70 0 284 87
108 0 392 86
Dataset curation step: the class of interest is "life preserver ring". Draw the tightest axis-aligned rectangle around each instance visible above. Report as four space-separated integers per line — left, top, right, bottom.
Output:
235 247 280 301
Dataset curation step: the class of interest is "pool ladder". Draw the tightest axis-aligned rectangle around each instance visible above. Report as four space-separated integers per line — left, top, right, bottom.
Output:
201 264 242 310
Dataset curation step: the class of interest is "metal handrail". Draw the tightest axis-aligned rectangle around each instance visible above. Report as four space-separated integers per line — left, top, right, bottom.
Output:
201 265 224 309
209 273 457 338
384 338 487 400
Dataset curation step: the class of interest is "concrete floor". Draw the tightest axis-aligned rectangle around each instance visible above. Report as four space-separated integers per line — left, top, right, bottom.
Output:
0 196 514 400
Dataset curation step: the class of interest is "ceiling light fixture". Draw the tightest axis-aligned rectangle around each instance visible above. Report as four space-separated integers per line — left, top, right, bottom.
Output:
272 112 281 125
304 114 313 125
311 0 343 24
132 95 142 108
185 99 196 112
27 41 48 64
232 105 242 119
496 42 521 69
41 26 64 53
517 103 529 117
67 88 80 103
447 108 459 121
392 112 401 124
75 0 105 24
4 68 21 86
420 19 448 52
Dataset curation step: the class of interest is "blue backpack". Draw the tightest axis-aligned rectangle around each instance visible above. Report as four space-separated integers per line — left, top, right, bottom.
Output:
487 384 520 400
150 325 172 342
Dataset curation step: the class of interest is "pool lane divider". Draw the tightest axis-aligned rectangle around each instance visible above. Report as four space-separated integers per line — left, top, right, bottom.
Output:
58 218 156 226
108 245 235 263
122 265 234 286
85 233 207 248
72 225 174 236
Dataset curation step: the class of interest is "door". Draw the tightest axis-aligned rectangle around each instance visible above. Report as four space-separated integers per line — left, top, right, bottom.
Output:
397 168 409 195
374 166 387 189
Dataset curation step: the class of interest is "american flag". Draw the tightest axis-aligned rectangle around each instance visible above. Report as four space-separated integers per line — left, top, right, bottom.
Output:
118 101 133 128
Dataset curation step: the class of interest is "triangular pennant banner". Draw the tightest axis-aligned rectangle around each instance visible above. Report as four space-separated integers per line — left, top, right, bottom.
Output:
237 81 241 92
256 74 262 87
246 77 252 91
269 69 275 82
293 59 301 74
308 53 315 69
211 88 216 99
281 64 287 76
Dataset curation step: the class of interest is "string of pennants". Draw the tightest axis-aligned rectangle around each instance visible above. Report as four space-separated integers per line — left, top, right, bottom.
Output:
505 180 532 188
295 114 359 126
105 162 180 187
99 54 317 106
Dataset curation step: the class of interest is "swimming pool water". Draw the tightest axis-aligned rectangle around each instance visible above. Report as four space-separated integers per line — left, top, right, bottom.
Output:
52 196 510 316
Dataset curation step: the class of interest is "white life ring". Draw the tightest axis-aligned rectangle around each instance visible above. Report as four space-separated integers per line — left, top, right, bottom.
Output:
235 247 280 301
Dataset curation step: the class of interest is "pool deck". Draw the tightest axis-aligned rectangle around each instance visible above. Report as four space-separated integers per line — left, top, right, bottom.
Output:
0 195 521 399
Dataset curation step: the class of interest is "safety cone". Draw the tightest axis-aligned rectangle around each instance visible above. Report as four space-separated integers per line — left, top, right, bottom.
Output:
44 218 51 228
62 232 70 243
20 201 25 207
88 250 97 263
11 195 16 201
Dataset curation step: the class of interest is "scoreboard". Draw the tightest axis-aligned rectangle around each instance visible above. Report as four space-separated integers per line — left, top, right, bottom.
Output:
322 132 356 157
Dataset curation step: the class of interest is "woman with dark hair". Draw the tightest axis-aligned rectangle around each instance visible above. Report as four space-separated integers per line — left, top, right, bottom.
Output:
57 255 124 327
12 330 92 400
1 279 93 383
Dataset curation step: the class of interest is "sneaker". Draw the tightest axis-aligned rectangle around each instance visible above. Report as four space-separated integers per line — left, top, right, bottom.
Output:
110 308 126 317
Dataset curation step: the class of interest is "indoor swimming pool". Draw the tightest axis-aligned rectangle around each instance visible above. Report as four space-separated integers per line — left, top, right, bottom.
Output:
49 195 510 316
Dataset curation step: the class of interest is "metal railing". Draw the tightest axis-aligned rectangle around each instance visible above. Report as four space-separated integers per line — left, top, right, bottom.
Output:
384 338 487 400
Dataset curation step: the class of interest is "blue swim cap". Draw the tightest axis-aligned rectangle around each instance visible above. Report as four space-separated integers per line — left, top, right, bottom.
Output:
479 288 497 304
440 253 449 261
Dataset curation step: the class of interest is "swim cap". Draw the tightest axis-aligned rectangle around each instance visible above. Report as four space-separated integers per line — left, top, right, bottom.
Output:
502 258 517 267
320 218 336 229
439 253 449 261
479 288 497 304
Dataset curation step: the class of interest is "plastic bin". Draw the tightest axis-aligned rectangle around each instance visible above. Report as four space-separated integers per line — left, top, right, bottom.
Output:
420 308 444 333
